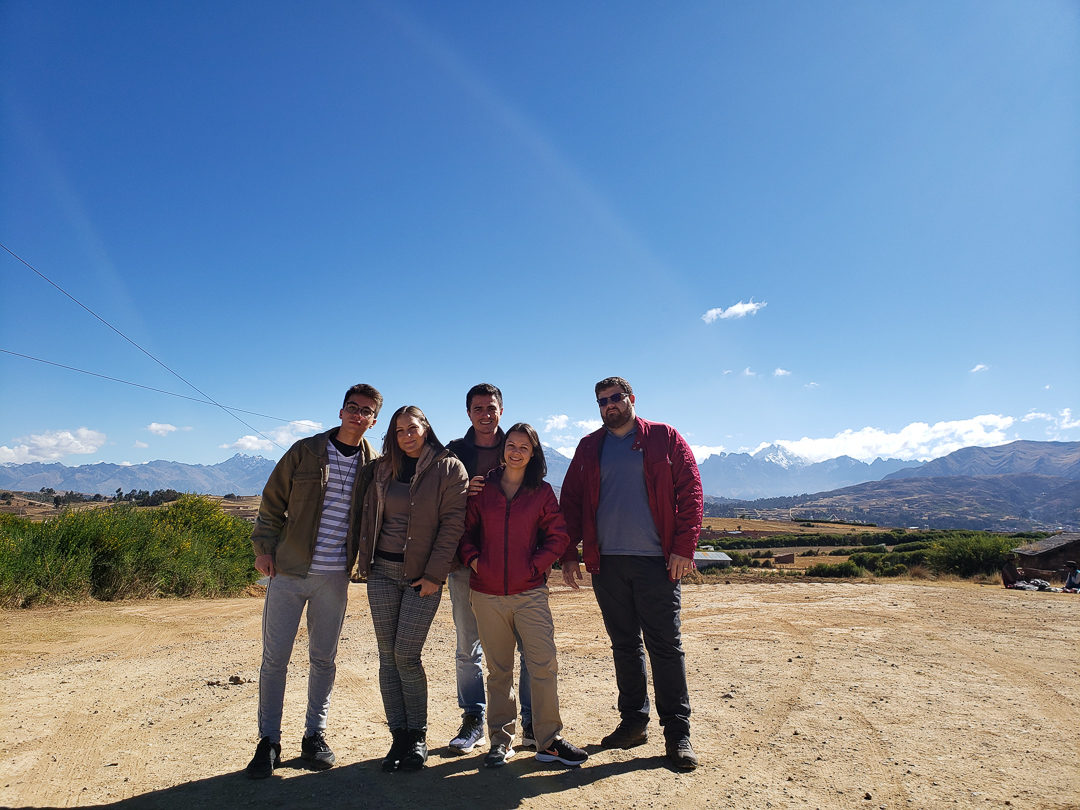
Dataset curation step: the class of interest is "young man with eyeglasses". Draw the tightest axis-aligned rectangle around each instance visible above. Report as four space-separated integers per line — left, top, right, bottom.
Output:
444 383 534 755
245 383 382 778
560 376 703 771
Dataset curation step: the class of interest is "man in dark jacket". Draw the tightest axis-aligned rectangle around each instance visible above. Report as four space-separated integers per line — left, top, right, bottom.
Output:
245 383 382 779
444 383 534 754
561 376 703 770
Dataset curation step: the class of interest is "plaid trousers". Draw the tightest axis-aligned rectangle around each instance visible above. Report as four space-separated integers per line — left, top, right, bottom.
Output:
367 557 442 730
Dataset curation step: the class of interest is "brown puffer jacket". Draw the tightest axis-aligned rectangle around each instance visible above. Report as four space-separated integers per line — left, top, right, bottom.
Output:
354 443 469 585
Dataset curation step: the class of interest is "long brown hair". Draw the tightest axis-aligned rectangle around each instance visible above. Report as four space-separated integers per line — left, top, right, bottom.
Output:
382 405 444 478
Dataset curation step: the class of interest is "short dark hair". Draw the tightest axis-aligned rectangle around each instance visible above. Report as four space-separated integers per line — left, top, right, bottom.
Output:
503 422 546 489
382 405 444 477
466 383 502 411
594 376 633 397
343 383 383 415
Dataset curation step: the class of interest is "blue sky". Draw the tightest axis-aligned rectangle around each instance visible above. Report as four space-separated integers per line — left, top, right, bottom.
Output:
2 1 1078 470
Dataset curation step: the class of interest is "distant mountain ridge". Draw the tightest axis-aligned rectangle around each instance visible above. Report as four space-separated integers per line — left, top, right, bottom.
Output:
698 444 919 499
0 454 277 496
0 444 573 496
705 441 1080 531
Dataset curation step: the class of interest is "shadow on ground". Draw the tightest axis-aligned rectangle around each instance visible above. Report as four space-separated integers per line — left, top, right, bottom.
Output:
76 745 676 809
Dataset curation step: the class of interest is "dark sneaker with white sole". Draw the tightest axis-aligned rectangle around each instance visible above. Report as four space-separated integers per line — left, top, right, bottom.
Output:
245 737 280 779
520 722 536 749
449 715 485 754
535 737 588 767
300 731 335 770
483 743 515 768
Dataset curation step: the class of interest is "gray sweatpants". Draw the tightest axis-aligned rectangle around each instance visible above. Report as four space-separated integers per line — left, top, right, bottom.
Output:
257 570 349 742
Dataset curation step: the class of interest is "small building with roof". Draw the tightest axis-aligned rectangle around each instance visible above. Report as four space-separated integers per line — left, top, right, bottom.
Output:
1011 532 1080 577
694 550 733 570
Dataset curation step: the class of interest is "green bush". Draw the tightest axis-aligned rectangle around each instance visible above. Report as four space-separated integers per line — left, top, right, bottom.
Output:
877 563 908 577
804 561 865 578
926 532 1015 577
0 496 257 607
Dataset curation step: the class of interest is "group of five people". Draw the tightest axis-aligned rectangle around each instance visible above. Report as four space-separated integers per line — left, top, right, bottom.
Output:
246 376 703 778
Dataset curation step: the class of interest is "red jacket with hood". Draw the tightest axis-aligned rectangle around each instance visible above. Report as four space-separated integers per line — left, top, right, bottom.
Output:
459 467 571 596
559 416 703 574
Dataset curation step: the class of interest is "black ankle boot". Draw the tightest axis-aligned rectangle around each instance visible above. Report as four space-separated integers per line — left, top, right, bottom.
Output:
382 728 407 772
398 728 428 771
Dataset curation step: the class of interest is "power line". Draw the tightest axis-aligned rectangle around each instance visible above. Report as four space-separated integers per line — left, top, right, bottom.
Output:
1 349 295 422
1 240 286 451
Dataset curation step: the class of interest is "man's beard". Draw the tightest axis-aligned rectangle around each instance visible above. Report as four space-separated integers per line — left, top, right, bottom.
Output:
603 406 632 431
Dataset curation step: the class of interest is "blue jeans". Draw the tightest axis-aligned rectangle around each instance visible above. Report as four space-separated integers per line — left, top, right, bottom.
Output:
258 570 349 742
592 555 691 739
447 566 532 724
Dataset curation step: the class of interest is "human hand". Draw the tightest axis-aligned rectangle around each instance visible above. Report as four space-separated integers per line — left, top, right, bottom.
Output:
255 553 276 578
667 553 693 581
411 577 440 597
562 561 582 590
467 475 486 496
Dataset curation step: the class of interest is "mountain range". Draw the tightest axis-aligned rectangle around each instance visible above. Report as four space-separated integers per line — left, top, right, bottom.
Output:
3 440 1077 532
705 441 1080 532
0 444 573 496
697 444 919 499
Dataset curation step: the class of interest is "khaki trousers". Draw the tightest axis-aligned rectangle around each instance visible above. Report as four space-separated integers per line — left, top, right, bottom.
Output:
470 586 562 750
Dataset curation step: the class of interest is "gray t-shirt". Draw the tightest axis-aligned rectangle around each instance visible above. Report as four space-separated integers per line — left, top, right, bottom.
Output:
596 428 662 556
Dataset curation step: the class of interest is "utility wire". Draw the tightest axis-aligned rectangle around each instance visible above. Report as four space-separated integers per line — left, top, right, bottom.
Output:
1 241 286 451
1 349 295 421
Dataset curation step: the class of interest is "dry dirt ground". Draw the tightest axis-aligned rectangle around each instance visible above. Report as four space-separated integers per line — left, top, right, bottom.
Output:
2 579 1078 810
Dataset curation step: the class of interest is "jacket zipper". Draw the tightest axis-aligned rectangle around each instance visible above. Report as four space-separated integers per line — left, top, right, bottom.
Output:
503 494 512 595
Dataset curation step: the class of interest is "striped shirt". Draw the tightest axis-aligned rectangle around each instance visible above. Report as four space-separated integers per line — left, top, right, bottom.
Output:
309 440 360 574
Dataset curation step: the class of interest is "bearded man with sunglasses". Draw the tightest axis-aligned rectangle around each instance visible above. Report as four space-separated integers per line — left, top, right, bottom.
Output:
245 383 382 778
560 376 703 771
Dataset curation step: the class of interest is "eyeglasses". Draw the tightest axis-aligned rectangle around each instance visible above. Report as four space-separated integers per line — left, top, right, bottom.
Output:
596 392 630 407
344 403 377 418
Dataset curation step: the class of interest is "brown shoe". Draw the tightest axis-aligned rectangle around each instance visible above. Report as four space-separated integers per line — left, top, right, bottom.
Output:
600 720 648 749
666 736 698 770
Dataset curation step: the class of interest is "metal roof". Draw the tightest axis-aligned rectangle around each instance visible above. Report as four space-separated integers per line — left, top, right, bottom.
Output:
1012 532 1080 556
694 551 733 562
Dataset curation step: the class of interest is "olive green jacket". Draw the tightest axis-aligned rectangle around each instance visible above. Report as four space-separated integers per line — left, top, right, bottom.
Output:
354 444 469 585
251 428 379 577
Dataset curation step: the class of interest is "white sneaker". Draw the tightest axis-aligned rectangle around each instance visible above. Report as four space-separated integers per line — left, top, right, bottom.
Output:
449 715 485 754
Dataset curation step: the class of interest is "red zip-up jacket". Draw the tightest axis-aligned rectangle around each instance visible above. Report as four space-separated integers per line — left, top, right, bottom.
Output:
458 468 571 596
559 416 703 574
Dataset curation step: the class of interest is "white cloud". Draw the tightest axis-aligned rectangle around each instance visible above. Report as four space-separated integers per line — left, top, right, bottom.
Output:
556 446 578 458
1058 408 1080 430
805 381 819 389
970 363 989 373
147 422 178 436
742 367 756 377
723 369 733 375
770 414 1016 463
544 414 569 432
0 427 107 463
701 299 767 323
773 368 791 377
1044 384 1051 390
690 444 727 463
221 420 323 453
1021 411 1052 423
133 440 149 449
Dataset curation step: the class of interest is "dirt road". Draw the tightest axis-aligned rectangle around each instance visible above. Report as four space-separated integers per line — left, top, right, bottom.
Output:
2 580 1077 809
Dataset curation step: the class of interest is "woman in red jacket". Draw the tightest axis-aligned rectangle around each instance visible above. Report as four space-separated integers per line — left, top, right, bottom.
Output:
458 422 588 769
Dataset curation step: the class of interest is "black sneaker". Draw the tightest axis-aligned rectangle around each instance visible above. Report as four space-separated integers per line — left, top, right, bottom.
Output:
520 722 536 749
449 714 485 754
300 731 335 770
600 719 648 749
665 736 698 771
245 737 280 779
535 737 588 767
483 743 515 768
